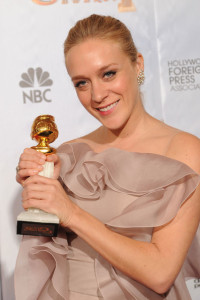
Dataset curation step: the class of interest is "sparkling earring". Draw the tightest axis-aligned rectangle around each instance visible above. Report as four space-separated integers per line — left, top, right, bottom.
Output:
137 70 145 85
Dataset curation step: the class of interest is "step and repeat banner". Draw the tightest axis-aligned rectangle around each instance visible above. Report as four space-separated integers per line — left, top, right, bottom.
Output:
0 0 199 299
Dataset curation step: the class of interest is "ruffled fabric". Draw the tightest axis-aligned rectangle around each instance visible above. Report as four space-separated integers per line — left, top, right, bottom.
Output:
15 229 69 300
15 142 200 300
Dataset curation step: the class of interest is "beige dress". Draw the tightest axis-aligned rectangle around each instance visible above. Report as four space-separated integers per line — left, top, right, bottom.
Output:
15 142 200 300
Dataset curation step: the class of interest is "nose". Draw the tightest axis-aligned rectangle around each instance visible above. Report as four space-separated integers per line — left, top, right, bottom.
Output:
91 81 108 103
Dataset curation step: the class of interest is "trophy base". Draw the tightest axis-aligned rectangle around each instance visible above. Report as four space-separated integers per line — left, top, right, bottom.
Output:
17 210 59 237
17 220 59 237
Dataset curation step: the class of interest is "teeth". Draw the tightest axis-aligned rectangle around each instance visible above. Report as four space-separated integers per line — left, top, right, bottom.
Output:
98 100 119 112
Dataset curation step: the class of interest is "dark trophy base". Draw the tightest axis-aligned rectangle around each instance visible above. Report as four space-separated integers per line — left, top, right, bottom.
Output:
17 209 60 237
17 220 59 237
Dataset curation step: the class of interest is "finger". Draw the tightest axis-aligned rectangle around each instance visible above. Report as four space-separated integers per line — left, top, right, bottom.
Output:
23 187 51 200
16 164 39 184
23 174 56 186
24 147 46 158
22 196 51 211
23 180 56 193
46 153 59 163
22 189 56 213
19 149 46 165
17 148 46 174
17 165 42 178
16 173 26 184
46 154 61 179
19 160 44 170
17 149 46 179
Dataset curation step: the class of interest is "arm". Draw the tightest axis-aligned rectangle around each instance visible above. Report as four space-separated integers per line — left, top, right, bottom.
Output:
22 133 200 294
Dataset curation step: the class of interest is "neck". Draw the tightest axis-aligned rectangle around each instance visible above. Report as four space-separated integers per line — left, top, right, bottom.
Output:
102 100 151 143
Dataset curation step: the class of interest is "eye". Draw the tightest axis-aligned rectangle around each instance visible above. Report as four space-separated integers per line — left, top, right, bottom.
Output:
103 71 116 78
74 80 87 88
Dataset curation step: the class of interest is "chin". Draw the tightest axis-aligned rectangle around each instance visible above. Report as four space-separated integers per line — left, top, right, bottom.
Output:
102 121 126 132
89 110 128 131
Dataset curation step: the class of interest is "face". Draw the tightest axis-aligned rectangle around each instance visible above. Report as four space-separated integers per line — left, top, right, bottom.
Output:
65 38 144 131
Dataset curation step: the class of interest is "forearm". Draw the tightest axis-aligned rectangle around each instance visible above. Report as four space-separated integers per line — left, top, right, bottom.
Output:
68 205 172 293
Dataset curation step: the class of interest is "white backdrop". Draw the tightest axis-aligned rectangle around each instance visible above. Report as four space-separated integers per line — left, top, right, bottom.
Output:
0 0 200 299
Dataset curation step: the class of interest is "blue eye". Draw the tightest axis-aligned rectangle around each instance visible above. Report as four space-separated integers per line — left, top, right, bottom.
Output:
75 80 87 88
104 71 116 78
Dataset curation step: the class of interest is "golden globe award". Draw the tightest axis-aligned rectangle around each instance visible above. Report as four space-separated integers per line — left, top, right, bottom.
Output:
17 115 59 237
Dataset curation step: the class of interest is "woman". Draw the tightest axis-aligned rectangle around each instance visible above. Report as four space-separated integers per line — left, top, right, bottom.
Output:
15 14 200 300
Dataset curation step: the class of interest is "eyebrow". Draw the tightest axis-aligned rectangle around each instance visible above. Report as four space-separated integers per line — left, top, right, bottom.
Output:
71 63 118 81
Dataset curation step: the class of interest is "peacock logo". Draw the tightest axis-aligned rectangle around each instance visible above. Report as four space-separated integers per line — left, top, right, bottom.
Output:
19 67 53 88
19 67 53 103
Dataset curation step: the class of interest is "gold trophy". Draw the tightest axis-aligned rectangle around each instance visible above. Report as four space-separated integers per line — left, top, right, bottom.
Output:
17 115 60 237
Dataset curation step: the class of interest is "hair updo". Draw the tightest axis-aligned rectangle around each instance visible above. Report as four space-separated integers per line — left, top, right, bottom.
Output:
64 14 138 63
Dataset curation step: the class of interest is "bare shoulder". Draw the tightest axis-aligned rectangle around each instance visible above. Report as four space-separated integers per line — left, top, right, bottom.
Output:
57 137 80 147
58 127 102 149
166 131 200 173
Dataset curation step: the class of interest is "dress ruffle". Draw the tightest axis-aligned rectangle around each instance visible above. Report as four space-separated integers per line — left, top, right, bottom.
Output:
14 142 200 300
14 229 69 300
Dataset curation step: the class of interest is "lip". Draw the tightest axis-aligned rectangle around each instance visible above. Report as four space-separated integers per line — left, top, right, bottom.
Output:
95 100 120 116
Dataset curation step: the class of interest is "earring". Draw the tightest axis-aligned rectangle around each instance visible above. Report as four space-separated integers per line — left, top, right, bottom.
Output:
137 70 145 85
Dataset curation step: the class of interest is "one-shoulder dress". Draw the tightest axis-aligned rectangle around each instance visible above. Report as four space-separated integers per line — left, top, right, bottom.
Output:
15 142 200 300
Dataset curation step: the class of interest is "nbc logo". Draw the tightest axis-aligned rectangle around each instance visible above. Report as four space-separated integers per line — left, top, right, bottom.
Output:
19 67 53 104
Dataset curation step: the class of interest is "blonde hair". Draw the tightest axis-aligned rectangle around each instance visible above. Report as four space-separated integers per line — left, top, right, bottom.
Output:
64 14 138 62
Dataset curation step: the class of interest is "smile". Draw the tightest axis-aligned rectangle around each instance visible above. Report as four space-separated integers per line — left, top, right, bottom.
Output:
97 100 119 112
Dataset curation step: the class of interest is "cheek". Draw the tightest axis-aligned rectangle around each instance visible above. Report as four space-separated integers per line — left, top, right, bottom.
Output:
111 76 133 95
76 91 91 108
111 80 124 92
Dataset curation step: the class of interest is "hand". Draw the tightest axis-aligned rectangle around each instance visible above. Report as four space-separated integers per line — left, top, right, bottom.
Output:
16 148 61 185
22 175 75 227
